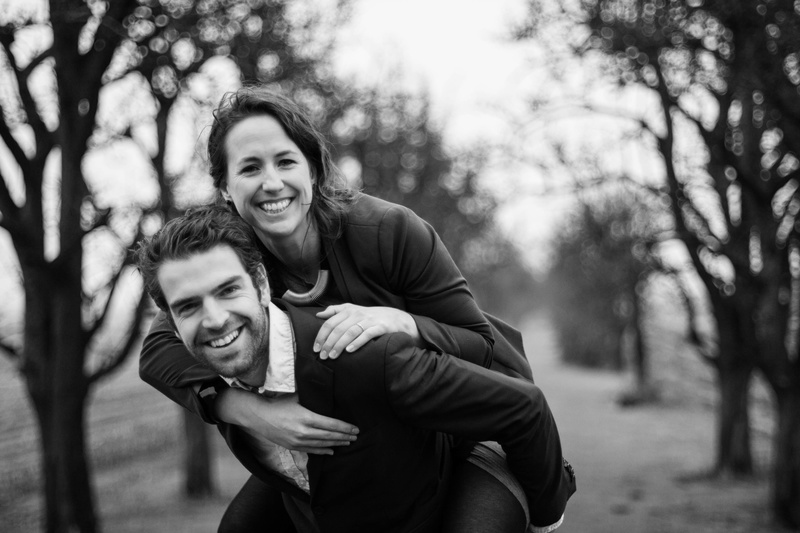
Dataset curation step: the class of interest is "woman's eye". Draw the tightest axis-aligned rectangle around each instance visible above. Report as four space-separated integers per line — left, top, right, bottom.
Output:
278 158 297 168
240 164 259 175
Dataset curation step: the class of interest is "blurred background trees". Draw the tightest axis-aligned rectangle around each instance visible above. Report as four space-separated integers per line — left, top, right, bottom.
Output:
518 0 800 526
547 182 666 407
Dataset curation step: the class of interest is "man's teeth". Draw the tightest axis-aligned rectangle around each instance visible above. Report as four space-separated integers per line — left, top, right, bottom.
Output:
209 329 240 348
260 199 291 213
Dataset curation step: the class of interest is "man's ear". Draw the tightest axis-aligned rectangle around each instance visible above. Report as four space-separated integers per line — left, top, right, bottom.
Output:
255 264 270 306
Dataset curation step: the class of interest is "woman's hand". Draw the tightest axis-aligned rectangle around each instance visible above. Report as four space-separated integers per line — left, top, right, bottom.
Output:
314 303 422 359
215 388 359 455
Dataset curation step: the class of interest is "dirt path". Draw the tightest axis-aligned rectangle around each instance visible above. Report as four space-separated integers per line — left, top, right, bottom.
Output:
0 313 788 532
520 314 779 533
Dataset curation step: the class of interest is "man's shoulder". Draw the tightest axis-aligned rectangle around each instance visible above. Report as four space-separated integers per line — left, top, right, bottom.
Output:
327 333 418 377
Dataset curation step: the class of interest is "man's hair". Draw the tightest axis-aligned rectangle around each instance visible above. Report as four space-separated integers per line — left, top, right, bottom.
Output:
207 86 360 240
135 205 265 312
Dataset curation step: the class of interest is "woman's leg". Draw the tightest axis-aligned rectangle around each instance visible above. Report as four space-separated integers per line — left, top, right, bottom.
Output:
218 475 297 533
441 446 528 533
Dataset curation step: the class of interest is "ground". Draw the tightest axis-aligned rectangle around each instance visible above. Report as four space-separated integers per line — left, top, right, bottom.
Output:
0 312 794 532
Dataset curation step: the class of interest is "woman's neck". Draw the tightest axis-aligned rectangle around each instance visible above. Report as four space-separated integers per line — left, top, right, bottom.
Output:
260 226 322 279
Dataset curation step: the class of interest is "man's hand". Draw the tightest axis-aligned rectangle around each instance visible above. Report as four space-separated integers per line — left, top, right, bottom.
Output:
216 388 359 454
314 303 421 359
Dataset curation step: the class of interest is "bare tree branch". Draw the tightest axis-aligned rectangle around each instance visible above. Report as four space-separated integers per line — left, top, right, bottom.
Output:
83 258 129 342
0 339 18 359
0 38 53 156
0 167 21 230
87 288 148 385
661 266 717 366
0 102 31 173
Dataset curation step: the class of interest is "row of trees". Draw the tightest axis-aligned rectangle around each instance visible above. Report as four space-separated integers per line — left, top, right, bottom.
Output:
0 1 519 531
518 0 800 527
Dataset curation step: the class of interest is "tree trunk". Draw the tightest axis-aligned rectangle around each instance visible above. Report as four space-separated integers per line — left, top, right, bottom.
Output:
31 382 95 533
22 258 97 533
183 411 214 498
772 387 800 528
715 358 753 476
714 307 754 476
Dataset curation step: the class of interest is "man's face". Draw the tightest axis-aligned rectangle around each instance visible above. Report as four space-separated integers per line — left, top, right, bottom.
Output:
158 244 269 385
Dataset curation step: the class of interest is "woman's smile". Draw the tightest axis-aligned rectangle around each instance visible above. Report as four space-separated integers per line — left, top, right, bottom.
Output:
224 114 316 249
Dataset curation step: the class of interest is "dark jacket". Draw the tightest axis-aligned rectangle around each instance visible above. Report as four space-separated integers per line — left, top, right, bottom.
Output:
139 194 532 422
219 302 574 533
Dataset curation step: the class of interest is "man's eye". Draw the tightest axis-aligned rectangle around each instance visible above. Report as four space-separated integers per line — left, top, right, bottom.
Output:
175 303 197 316
220 286 239 296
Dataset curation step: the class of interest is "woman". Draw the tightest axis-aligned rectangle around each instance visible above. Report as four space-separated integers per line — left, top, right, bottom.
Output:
140 87 538 532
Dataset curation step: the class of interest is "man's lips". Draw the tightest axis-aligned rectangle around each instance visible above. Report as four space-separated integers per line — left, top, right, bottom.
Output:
204 326 243 348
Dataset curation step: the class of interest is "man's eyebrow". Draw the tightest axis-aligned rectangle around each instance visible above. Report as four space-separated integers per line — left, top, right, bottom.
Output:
168 275 243 310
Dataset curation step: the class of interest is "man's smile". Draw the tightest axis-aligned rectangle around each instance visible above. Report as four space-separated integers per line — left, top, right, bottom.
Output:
205 326 243 348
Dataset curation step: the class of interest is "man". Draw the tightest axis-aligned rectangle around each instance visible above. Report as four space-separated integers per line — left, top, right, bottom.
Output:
135 206 575 533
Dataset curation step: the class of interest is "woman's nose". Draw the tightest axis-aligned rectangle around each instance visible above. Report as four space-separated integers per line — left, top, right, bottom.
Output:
260 169 283 192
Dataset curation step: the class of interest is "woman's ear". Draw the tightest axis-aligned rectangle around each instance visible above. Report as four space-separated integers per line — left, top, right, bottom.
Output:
255 264 270 306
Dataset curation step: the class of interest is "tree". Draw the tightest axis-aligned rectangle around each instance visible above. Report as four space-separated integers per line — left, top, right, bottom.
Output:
547 184 662 396
518 0 800 526
0 0 347 529
0 1 144 531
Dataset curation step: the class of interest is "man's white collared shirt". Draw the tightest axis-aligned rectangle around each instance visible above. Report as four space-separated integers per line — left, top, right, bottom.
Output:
223 302 310 493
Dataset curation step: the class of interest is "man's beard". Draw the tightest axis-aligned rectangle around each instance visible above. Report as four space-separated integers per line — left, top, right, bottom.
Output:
190 310 269 384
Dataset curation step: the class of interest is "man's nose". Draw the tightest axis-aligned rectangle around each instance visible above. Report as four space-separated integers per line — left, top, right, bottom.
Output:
201 300 229 329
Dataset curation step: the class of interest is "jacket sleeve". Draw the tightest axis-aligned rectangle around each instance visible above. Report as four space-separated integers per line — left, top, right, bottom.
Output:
139 310 225 423
381 334 576 528
377 205 494 368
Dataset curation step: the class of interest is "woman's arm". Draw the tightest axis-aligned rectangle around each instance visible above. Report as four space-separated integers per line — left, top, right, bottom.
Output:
139 310 360 450
381 206 496 364
139 311 222 423
314 202 495 367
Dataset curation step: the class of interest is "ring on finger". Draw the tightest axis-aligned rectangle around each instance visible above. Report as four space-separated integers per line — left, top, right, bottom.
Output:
354 322 365 334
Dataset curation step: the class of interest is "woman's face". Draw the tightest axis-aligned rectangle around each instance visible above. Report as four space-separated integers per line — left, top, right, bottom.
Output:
222 114 315 249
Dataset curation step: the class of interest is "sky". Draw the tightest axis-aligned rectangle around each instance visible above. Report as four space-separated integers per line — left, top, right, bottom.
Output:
332 0 576 271
333 0 531 146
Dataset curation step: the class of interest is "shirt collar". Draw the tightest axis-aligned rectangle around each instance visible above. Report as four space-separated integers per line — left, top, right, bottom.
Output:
223 301 296 395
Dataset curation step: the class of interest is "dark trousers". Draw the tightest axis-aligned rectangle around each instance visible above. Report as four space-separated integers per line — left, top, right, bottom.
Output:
218 458 526 533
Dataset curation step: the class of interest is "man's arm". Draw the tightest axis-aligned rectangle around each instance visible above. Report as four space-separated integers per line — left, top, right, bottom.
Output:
380 334 576 529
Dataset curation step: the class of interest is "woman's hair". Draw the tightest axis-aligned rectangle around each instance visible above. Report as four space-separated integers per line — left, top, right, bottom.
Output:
207 86 359 239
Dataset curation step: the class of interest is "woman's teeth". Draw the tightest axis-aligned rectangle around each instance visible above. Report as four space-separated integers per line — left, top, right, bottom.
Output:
259 199 291 214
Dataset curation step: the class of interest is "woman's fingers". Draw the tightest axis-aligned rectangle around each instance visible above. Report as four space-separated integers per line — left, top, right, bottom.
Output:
314 305 418 359
314 304 352 353
325 322 376 359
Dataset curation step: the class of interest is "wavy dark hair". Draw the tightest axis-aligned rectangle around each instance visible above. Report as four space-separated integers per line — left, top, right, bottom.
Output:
135 205 266 313
207 86 359 240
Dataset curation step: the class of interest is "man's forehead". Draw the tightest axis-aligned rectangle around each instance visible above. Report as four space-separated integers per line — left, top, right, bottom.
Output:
157 245 248 302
